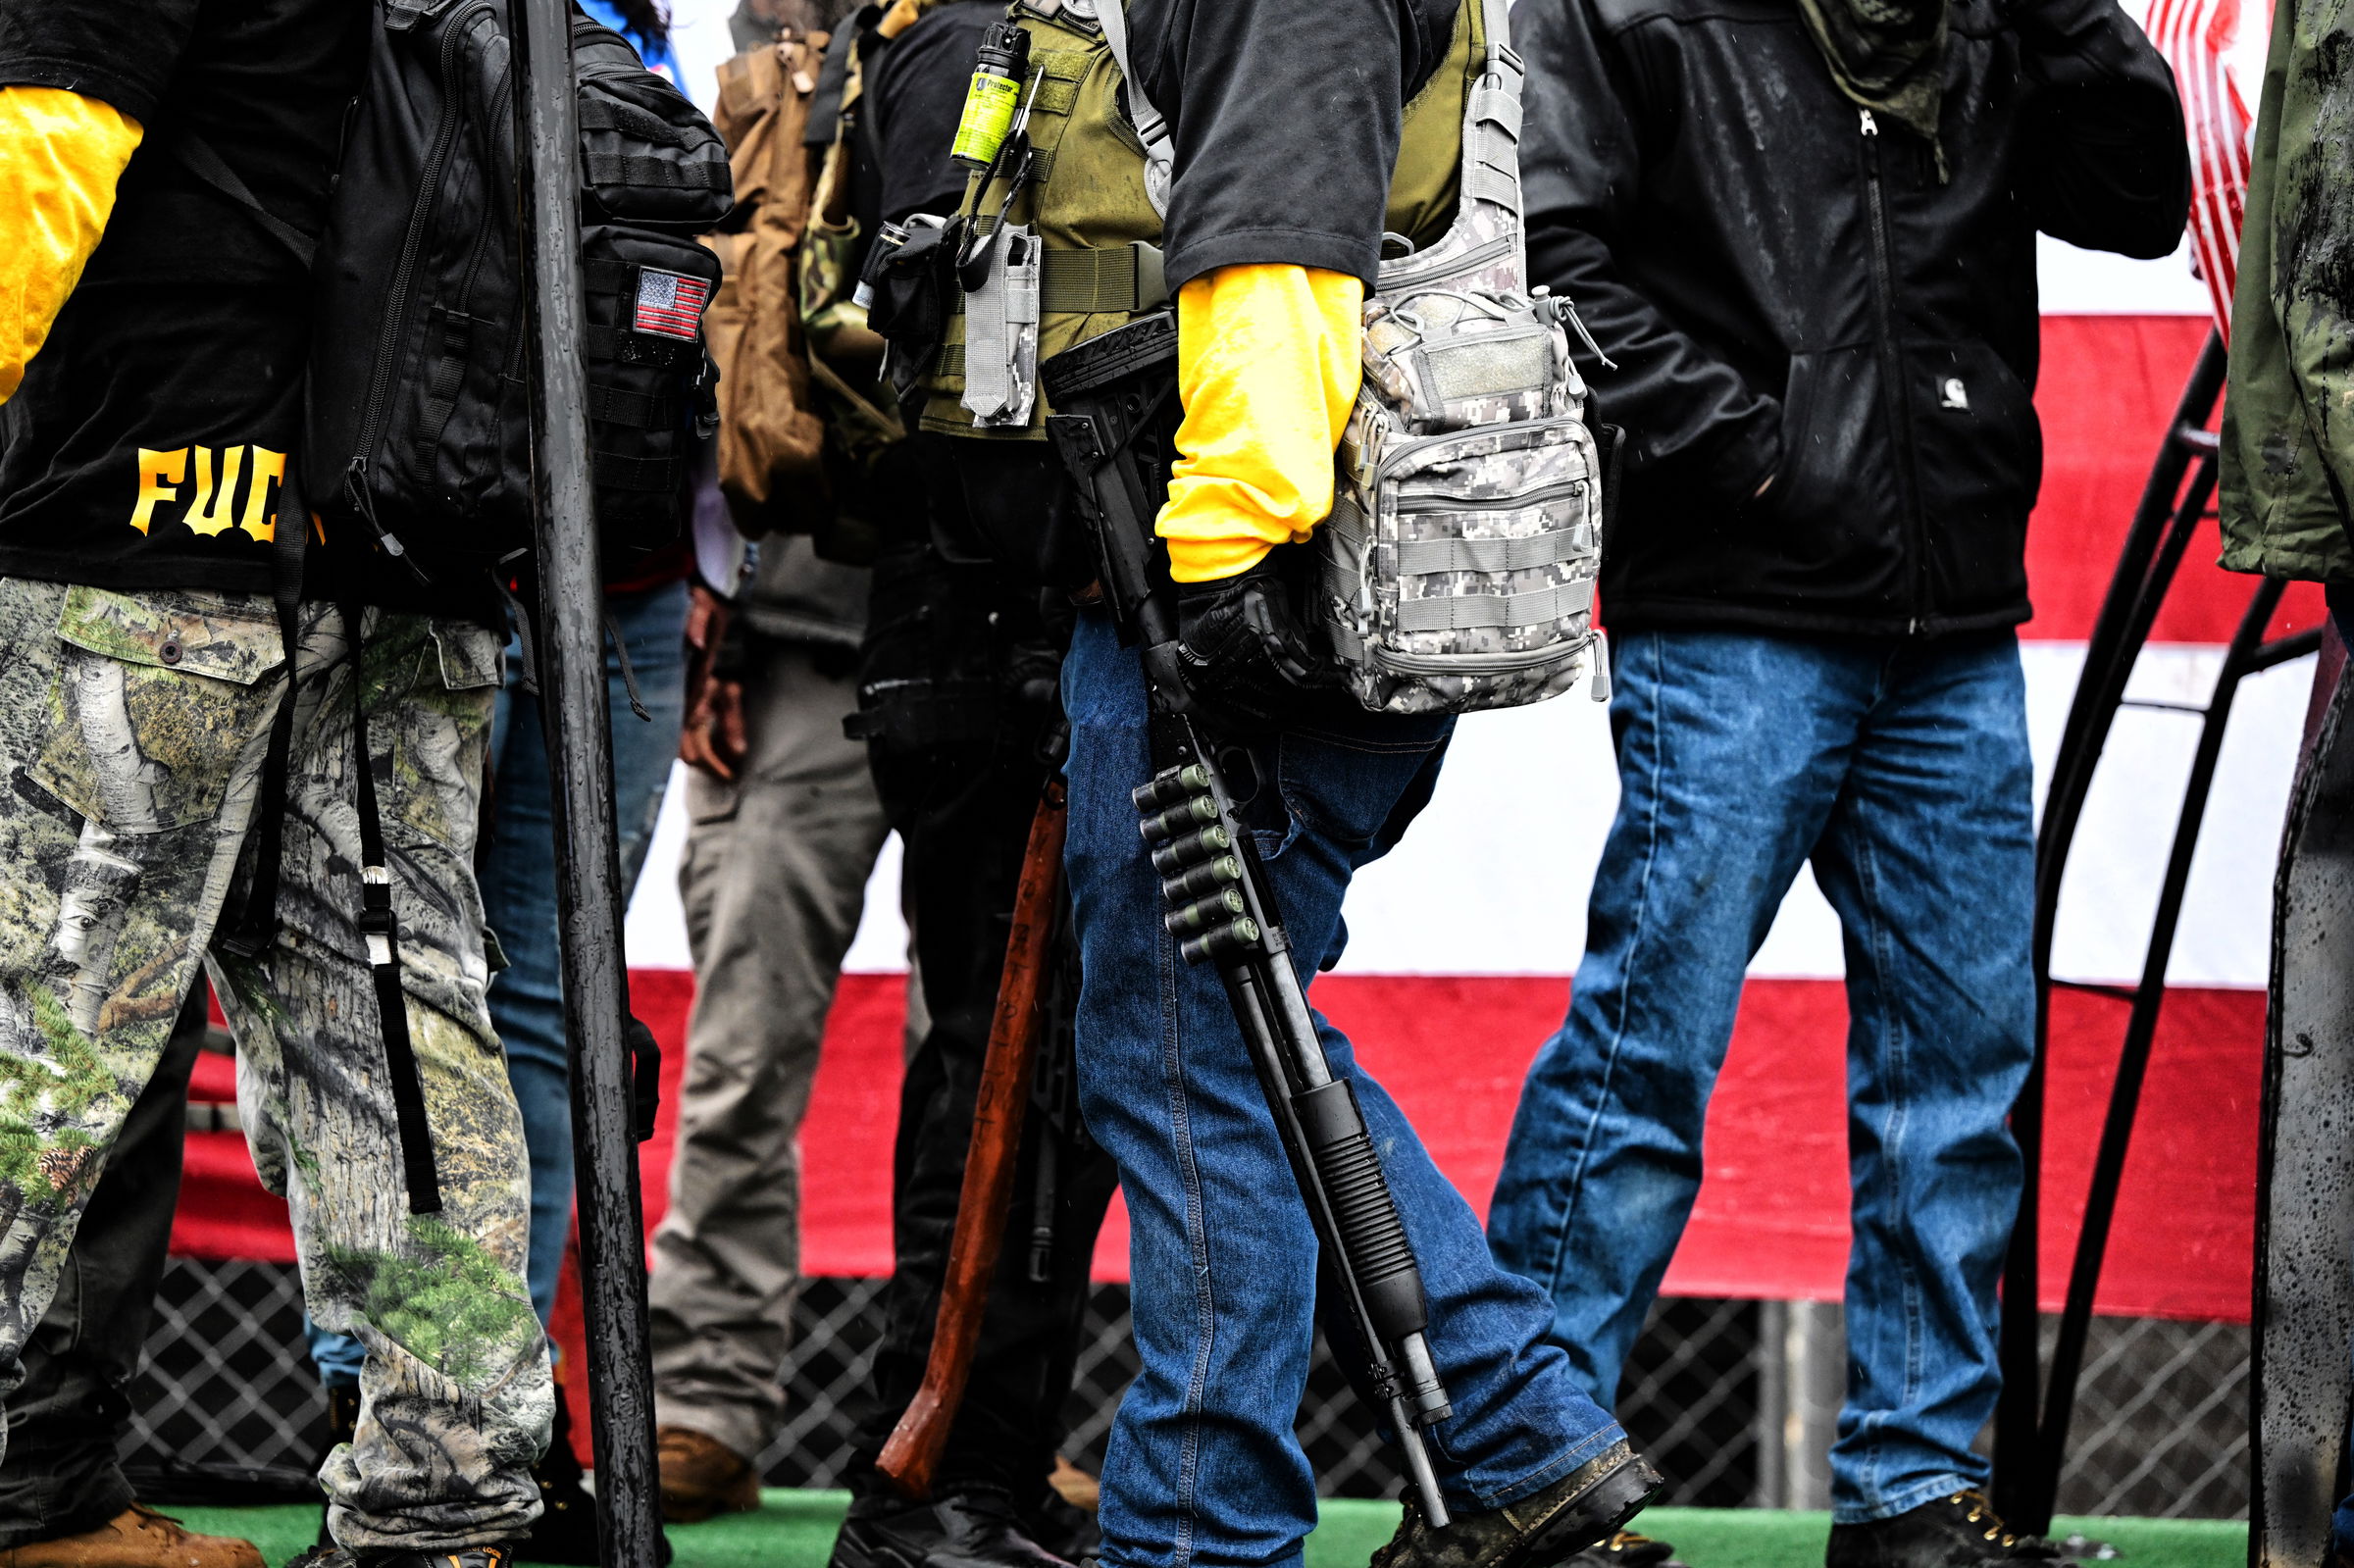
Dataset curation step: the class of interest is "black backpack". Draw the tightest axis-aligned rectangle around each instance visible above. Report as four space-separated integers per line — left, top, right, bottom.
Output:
294 0 733 584
179 0 708 1207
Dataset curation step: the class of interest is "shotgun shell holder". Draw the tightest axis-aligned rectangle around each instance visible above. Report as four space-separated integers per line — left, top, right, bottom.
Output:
1164 853 1245 904
1179 918 1260 966
1151 823 1232 876
1139 793 1220 843
1132 764 1213 812
1165 886 1249 936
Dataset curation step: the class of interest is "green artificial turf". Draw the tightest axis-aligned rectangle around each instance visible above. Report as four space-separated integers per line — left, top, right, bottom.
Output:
158 1492 2249 1568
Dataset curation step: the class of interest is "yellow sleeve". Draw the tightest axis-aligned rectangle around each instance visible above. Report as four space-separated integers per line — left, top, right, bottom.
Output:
0 86 143 407
1157 263 1363 583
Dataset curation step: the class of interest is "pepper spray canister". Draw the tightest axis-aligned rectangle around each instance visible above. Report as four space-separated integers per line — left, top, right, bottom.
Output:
949 22 1031 169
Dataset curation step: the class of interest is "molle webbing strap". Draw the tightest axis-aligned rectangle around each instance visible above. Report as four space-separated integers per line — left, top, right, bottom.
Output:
588 381 680 430
1040 241 1166 313
582 154 730 190
579 97 698 148
583 326 696 368
337 594 445 1217
947 242 1167 326
1396 530 1584 575
1473 0 1524 205
593 449 682 492
1395 578 1593 632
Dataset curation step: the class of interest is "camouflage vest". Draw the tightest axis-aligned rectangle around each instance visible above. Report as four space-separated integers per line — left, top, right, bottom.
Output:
919 0 1478 440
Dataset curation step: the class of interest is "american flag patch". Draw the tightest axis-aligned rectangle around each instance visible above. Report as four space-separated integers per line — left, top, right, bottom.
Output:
633 268 710 340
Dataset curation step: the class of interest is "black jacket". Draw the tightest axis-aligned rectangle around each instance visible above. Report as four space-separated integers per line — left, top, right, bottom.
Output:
1519 0 2190 636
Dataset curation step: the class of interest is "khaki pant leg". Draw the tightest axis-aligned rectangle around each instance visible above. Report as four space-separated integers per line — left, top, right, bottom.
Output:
214 608 550 1551
649 638 889 1461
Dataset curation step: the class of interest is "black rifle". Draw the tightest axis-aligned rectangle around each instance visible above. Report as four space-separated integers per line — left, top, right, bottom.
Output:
1041 312 1456 1527
512 2 664 1564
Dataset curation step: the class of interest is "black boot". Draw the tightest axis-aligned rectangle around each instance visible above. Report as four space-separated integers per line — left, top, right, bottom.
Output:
829 1488 1077 1568
314 1386 362 1548
1826 1492 2076 1568
1565 1531 1690 1568
516 1387 607 1565
1369 1442 1663 1568
288 1546 518 1568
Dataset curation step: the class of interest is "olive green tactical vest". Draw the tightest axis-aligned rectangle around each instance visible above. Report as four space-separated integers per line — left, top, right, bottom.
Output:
920 0 1479 439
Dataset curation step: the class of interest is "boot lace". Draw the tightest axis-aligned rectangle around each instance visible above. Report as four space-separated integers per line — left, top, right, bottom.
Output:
1949 1491 2061 1556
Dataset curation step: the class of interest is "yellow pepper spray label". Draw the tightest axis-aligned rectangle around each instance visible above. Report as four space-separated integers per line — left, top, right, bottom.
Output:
951 69 1022 167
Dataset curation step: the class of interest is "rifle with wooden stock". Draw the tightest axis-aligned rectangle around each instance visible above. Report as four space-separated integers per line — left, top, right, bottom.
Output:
876 779 1070 1498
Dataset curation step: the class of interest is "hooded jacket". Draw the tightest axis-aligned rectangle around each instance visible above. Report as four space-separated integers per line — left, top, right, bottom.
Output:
1519 0 2189 636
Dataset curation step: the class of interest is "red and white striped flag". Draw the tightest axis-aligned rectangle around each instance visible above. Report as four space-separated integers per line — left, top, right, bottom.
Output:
2146 0 2270 339
633 268 711 340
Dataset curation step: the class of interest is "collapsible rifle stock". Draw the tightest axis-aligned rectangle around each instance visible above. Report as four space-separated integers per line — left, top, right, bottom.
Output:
1040 312 1456 1528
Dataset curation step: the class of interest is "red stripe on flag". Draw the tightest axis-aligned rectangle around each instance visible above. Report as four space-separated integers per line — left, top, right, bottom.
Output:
173 969 2262 1324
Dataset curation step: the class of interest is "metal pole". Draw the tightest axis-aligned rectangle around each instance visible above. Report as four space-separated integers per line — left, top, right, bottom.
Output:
511 2 663 1564
2025 579 2315 1523
1754 1300 1789 1509
1994 331 2226 1523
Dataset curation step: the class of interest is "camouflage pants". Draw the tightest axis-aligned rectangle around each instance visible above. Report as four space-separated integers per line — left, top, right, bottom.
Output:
0 578 550 1549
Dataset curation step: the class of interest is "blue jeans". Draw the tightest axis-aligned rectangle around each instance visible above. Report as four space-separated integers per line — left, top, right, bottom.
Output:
310 579 691 1385
1062 611 1623 1568
1485 628 2036 1524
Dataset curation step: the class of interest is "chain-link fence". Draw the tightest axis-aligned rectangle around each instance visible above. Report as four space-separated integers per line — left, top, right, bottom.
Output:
120 1259 2250 1519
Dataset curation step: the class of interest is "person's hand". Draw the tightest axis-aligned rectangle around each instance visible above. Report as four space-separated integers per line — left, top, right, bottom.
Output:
680 582 747 780
1173 556 1340 727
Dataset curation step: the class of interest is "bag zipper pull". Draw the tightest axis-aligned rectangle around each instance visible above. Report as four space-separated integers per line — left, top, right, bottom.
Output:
344 458 433 587
1860 108 1879 136
1535 288 1617 371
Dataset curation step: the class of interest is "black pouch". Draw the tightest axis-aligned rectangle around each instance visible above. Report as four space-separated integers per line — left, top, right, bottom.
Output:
867 216 963 401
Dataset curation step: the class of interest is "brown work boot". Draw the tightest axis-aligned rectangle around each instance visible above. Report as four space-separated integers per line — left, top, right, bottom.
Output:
1370 1442 1663 1568
657 1425 761 1522
3 1505 263 1568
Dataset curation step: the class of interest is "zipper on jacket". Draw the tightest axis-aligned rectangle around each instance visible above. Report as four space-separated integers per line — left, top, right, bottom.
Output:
347 0 494 528
1859 108 1928 633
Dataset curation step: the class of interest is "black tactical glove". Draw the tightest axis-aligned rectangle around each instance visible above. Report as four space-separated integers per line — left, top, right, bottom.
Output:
1173 556 1340 727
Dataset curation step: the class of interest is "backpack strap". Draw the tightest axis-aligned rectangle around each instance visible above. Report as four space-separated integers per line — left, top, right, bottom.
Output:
337 585 447 1217
170 131 321 267
1461 0 1525 218
1374 0 1529 295
216 467 313 966
1094 1 1171 217
807 15 865 146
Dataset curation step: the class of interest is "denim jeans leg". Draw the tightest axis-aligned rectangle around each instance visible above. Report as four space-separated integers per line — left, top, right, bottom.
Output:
1487 631 1864 1407
1063 611 1619 1568
1808 632 2034 1524
484 578 691 1321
